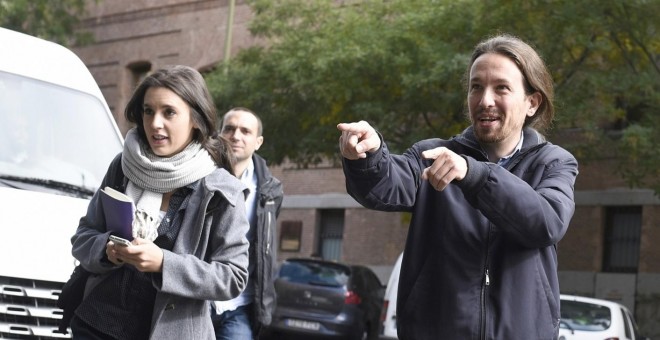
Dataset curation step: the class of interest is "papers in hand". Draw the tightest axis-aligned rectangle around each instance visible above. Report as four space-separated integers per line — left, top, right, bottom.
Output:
99 186 134 240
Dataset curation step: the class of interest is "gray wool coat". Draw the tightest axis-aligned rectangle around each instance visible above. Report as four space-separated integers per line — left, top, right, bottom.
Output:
71 154 250 339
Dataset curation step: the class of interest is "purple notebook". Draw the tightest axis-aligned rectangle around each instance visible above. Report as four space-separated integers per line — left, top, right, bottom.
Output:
99 187 134 240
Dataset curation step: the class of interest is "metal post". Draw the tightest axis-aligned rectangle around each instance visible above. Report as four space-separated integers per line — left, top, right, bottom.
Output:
223 0 236 75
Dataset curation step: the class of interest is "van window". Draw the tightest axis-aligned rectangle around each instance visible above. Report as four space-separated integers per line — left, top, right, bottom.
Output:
0 71 122 194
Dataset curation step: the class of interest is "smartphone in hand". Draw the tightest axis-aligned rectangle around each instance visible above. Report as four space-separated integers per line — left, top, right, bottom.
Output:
109 235 132 247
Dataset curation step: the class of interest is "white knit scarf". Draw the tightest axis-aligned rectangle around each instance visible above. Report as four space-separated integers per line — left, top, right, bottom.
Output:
121 128 217 240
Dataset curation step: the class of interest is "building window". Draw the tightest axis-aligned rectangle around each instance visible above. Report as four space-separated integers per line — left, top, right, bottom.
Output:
318 209 344 261
280 220 302 252
602 206 642 273
127 61 152 90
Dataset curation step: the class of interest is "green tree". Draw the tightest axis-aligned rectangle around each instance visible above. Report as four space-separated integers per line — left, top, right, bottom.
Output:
208 0 478 165
477 0 660 193
206 0 659 192
0 0 92 46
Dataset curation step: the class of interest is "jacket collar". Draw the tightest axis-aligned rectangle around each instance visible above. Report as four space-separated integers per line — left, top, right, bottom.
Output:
202 168 247 206
453 126 546 154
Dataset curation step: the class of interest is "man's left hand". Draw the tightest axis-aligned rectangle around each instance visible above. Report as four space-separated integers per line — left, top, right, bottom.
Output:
421 147 468 191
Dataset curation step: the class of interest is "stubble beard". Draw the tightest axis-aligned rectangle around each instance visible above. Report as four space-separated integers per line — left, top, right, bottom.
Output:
475 123 512 144
473 116 526 147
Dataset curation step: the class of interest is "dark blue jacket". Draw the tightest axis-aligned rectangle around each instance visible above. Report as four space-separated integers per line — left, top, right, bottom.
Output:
342 127 578 340
251 154 284 332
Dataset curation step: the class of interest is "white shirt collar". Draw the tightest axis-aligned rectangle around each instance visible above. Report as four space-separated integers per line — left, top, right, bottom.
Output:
497 131 524 165
238 158 255 183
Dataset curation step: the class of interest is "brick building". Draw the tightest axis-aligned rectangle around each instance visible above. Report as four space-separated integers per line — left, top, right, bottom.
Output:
73 0 660 334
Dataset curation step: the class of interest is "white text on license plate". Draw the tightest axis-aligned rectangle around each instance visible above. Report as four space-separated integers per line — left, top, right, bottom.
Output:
286 319 321 331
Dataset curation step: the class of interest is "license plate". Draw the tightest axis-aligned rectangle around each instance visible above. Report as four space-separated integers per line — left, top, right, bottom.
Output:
285 318 321 331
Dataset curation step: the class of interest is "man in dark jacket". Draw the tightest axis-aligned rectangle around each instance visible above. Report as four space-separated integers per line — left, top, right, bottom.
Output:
214 108 284 339
337 34 578 340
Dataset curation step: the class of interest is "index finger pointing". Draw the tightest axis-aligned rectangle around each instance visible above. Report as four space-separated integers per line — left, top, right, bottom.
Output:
337 122 353 132
421 147 446 160
337 122 366 134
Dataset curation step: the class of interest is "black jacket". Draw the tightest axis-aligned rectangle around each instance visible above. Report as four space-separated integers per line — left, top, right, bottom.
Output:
342 127 578 340
251 154 284 332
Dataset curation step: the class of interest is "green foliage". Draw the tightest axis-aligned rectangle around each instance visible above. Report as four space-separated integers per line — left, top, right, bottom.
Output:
0 0 93 46
617 123 660 194
208 0 479 166
206 0 659 193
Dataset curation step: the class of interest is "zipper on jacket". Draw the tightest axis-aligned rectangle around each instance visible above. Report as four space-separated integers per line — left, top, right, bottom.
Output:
480 226 492 340
480 267 489 340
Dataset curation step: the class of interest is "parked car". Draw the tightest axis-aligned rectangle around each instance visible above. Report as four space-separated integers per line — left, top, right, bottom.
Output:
559 294 650 340
375 254 653 340
265 258 385 340
379 252 402 340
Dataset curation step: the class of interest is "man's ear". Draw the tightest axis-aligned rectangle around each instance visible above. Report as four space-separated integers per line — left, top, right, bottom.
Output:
527 92 542 117
255 135 264 151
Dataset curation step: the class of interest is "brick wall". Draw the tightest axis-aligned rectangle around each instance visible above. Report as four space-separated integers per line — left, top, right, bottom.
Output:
270 162 348 195
75 0 258 135
275 207 408 266
558 206 604 271
574 158 629 191
640 205 660 272
276 208 318 260
342 208 408 265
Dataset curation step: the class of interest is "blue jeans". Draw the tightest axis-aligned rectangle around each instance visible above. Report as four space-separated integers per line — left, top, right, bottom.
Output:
211 304 254 340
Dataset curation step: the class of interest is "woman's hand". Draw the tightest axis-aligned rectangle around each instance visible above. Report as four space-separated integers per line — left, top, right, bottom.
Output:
106 238 125 266
106 237 164 272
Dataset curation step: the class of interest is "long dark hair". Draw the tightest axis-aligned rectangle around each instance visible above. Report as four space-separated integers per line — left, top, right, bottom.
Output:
125 65 235 173
466 34 555 133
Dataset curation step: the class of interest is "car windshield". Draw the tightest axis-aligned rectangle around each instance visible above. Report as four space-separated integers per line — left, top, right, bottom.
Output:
279 260 350 287
560 300 612 331
0 71 122 193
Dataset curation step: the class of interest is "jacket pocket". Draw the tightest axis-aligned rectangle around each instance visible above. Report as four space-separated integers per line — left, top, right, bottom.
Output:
535 257 560 334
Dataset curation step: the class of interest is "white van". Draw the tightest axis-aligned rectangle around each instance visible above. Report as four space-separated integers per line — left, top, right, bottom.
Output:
379 252 403 340
0 27 123 338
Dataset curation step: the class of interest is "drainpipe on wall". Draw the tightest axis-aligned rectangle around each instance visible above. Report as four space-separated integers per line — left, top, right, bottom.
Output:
223 0 236 75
